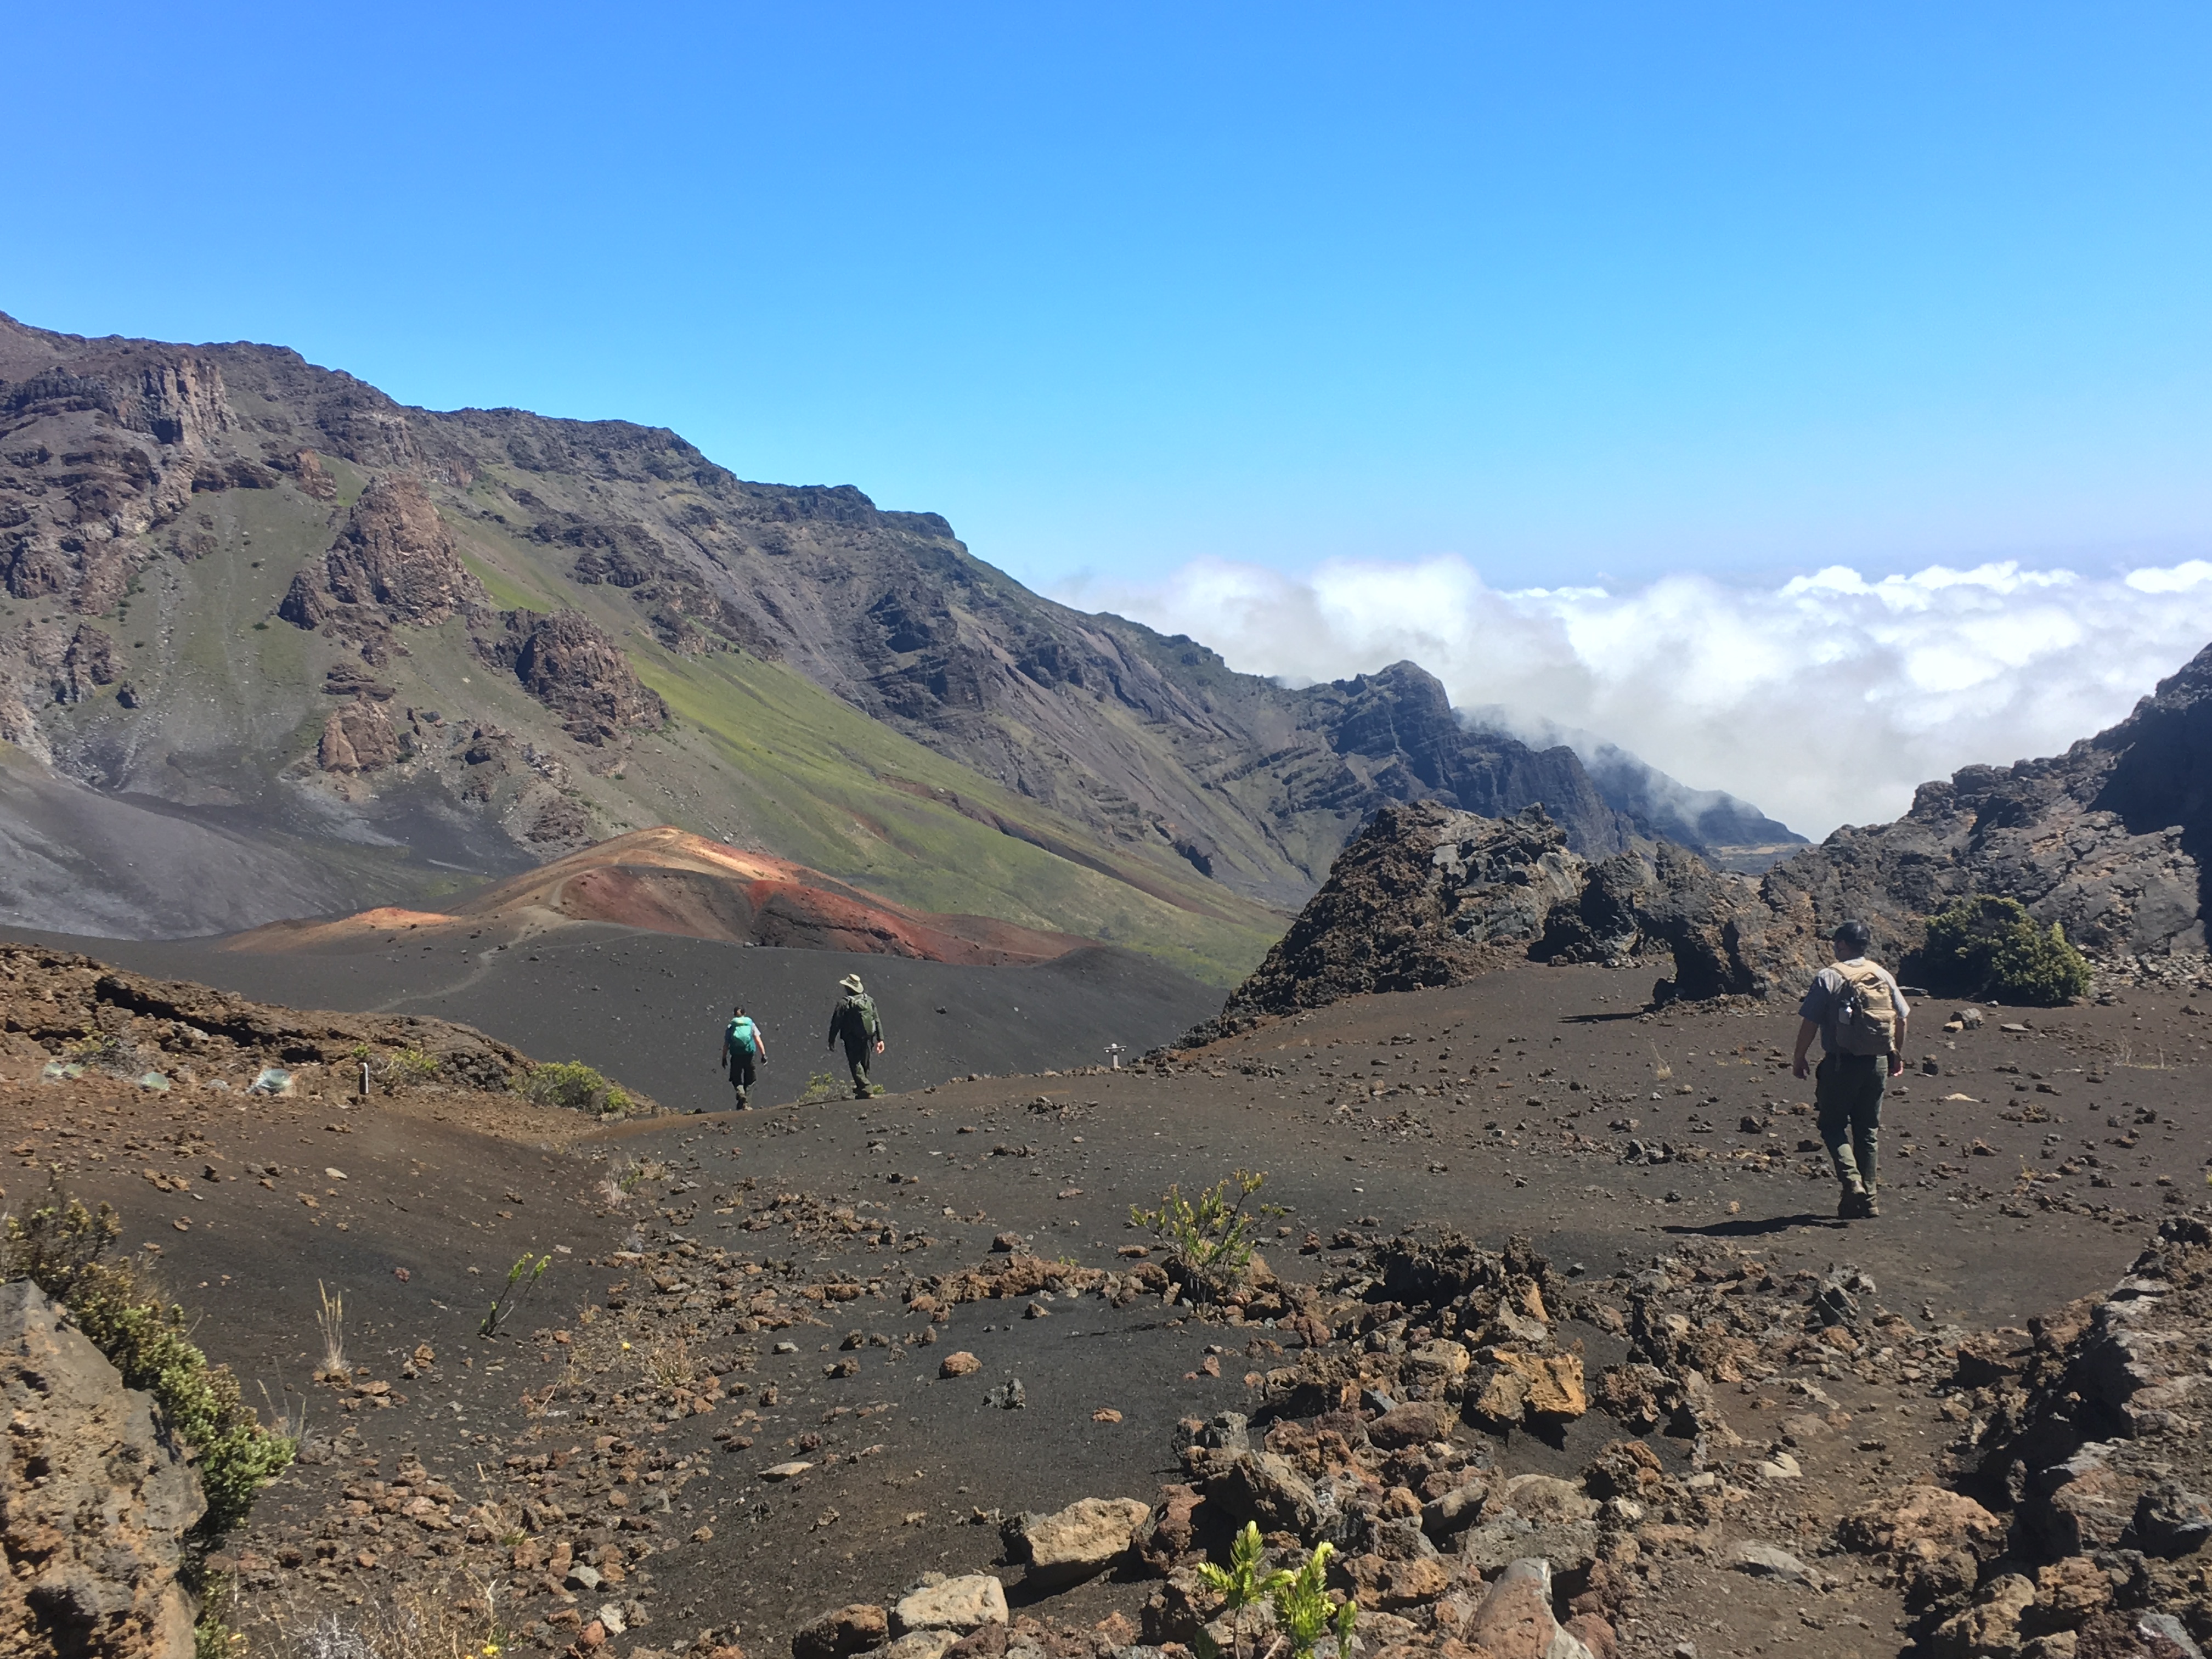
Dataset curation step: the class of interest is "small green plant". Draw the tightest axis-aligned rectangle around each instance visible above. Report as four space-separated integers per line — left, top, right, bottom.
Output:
797 1069 843 1104
1193 1523 1357 1659
1131 1170 1280 1297
379 1047 442 1091
59 1031 134 1074
1 1186 295 1534
521 1059 629 1115
480 1253 551 1338
1194 1520 1278 1659
1918 895 2092 1006
1273 1541 1356 1659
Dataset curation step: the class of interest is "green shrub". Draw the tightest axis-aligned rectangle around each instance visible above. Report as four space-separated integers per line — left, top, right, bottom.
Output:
1919 896 2093 1006
2 1189 295 1536
521 1059 630 1115
377 1047 442 1092
1131 1170 1280 1299
797 1070 844 1104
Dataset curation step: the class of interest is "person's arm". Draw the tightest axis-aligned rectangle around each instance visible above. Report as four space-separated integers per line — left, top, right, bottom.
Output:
1792 1017 1819 1079
1889 984 1909 1077
826 1010 838 1048
756 1029 769 1060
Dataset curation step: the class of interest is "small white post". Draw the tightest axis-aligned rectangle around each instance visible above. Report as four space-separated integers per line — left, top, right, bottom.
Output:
1106 1043 1124 1070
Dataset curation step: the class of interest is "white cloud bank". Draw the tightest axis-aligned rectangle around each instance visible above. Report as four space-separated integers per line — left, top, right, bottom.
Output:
1052 556 2212 840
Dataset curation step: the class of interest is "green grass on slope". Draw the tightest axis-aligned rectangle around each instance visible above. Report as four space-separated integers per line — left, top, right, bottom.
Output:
629 642 1282 986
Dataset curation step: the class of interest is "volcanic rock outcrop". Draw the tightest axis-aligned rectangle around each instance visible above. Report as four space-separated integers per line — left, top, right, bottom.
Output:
482 608 668 744
279 472 489 659
1 1280 206 1659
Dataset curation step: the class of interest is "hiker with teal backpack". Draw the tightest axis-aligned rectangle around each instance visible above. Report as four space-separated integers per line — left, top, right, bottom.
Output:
825 973 885 1098
720 1004 766 1109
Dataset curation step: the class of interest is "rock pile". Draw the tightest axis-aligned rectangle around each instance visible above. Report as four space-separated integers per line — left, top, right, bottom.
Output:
1857 1213 2212 1654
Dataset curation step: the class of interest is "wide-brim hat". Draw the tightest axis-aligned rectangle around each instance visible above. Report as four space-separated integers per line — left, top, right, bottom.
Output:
838 974 865 994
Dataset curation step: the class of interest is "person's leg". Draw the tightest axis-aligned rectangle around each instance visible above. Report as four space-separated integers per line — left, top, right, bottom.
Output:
847 1044 870 1098
1853 1069 1884 1210
1816 1058 1866 1193
731 1055 754 1107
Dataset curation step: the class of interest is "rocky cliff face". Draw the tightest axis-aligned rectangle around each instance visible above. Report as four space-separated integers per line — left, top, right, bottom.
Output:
0 1279 205 1659
483 609 668 746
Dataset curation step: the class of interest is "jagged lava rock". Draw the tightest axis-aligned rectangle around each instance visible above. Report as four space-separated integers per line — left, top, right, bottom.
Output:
0 1280 206 1659
889 1576 1007 1635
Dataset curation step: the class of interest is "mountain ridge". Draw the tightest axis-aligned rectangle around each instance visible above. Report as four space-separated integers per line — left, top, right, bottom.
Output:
0 310 1795 973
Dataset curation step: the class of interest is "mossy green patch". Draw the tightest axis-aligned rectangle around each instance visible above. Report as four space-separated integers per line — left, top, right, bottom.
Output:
626 641 1279 984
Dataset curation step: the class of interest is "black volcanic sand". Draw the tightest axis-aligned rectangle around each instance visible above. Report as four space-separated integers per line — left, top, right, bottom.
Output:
5 961 2207 1659
9 925 1220 1109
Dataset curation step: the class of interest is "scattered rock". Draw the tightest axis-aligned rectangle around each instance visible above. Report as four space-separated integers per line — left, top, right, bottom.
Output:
791 1604 889 1659
1002 1497 1152 1588
890 1576 1008 1635
939 1352 981 1379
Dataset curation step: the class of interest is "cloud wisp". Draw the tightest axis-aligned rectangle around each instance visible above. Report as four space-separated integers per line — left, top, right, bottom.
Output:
1053 556 2212 840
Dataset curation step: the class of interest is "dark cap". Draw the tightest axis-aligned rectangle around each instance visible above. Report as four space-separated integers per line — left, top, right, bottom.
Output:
1833 918 1872 953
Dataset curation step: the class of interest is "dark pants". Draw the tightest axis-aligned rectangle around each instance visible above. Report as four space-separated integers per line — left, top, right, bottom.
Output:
728 1053 755 1105
843 1042 874 1097
1816 1053 1884 1192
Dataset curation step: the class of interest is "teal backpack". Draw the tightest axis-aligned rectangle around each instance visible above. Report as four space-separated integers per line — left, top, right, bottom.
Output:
726 1015 759 1058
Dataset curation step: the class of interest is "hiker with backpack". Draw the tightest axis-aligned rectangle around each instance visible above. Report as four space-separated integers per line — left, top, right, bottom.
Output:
1791 919 1910 1220
825 974 885 1098
720 1004 766 1109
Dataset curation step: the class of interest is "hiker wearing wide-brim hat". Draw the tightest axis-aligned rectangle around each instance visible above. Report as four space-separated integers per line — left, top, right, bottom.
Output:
825 975 886 1098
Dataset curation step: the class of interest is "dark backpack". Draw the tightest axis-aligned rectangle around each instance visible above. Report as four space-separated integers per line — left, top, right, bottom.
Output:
843 994 879 1041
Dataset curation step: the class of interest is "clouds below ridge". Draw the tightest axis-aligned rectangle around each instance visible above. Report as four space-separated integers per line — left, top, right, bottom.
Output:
1051 557 2212 840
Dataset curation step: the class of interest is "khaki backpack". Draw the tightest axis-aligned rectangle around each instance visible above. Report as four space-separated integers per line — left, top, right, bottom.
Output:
1833 962 1898 1056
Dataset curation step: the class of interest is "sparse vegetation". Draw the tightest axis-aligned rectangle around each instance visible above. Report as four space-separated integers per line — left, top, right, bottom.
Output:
1194 1522 1356 1659
1131 1169 1279 1298
1 1186 295 1534
520 1059 632 1117
479 1252 551 1338
797 1069 844 1104
1918 895 2093 1006
377 1047 441 1091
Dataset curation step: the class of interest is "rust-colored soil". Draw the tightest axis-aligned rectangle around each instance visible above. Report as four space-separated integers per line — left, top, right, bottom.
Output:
224 827 1092 966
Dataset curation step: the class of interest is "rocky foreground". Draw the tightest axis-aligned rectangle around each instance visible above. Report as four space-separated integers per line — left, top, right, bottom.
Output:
5 949 2212 1659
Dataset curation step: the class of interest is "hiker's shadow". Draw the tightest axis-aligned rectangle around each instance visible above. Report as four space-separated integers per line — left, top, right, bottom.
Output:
1661 1212 1846 1238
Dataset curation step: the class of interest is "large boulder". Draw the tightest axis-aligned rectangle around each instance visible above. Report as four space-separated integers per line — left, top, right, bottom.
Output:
0 1279 206 1659
1002 1496 1151 1588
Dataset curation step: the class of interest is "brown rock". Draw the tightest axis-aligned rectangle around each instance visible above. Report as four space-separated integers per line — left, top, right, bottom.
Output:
1465 1558 1596 1659
1 1280 206 1659
1562 1614 1617 1659
1369 1400 1456 1449
485 609 668 744
939 1351 982 1379
313 473 485 627
1132 1484 1210 1574
791 1604 889 1659
1471 1350 1587 1423
318 696 403 774
1839 1483 2006 1562
1004 1496 1152 1588
1341 1552 1454 1611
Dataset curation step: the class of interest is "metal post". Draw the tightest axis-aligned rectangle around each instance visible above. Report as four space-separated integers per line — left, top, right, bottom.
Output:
1106 1043 1123 1070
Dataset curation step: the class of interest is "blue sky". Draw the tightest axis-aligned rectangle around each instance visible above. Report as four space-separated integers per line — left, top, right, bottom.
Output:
8 3 2210 597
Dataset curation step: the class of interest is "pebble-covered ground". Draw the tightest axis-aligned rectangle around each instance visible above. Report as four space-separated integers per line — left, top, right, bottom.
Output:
5 953 2208 1659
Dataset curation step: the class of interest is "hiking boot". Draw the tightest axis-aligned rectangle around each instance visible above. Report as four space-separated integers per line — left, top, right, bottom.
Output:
1860 1190 1880 1217
1838 1187 1870 1220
